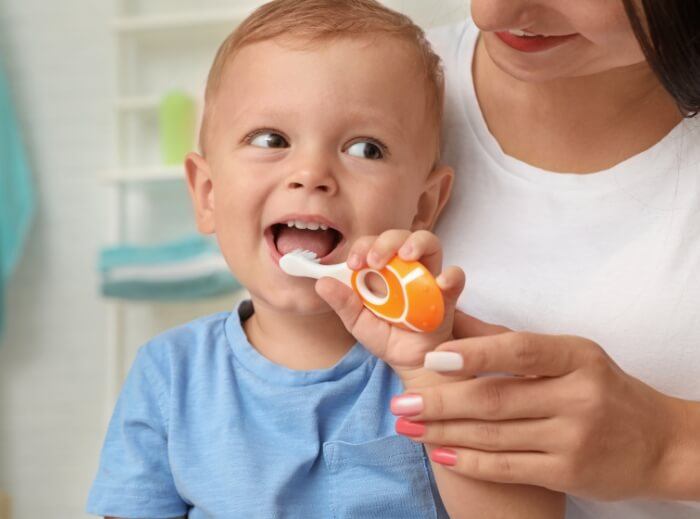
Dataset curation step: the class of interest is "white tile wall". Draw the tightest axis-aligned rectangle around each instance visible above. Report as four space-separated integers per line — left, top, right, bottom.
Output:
0 1 469 517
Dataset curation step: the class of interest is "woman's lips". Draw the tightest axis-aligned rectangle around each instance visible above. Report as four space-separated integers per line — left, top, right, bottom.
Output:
494 31 578 53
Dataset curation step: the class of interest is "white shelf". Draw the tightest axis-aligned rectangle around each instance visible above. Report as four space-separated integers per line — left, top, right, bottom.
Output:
114 8 251 33
103 165 185 183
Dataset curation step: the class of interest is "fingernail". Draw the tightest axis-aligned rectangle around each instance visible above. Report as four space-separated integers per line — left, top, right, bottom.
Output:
399 243 413 257
424 352 463 372
431 448 458 466
395 417 426 437
348 254 361 269
367 251 380 267
390 394 423 416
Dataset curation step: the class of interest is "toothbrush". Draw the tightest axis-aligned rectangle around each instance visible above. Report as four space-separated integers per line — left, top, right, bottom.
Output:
279 249 444 333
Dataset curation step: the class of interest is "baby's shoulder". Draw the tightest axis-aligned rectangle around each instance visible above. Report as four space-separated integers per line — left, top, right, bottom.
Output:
135 310 234 381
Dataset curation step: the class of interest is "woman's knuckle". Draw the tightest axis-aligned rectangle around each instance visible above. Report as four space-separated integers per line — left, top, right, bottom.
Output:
494 453 515 482
464 451 482 477
430 388 446 418
512 333 541 370
431 419 447 443
585 343 610 371
481 382 504 417
474 422 500 448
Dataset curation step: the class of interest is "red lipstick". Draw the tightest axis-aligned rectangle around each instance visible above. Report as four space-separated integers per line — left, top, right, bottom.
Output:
495 31 577 53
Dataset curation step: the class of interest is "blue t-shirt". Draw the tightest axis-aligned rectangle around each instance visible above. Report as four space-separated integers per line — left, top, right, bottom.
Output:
87 301 447 518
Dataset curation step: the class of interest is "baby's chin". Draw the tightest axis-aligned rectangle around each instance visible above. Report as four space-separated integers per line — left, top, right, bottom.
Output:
251 283 338 317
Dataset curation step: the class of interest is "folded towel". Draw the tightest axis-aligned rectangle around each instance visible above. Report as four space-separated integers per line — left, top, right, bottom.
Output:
100 235 241 301
0 61 35 337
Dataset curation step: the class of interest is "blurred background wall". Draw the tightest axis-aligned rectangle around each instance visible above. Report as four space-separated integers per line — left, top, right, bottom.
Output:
0 1 470 517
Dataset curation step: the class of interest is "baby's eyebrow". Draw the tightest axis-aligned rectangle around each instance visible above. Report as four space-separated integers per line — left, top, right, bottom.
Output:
341 108 406 139
226 104 407 141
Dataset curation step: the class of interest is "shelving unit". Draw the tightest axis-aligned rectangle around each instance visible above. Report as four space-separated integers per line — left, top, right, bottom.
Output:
104 1 256 414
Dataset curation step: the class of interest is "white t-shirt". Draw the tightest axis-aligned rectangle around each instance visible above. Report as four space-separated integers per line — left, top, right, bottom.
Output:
429 20 700 519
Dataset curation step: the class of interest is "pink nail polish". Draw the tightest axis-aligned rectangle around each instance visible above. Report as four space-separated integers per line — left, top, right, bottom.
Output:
395 417 425 437
390 394 423 416
431 448 458 466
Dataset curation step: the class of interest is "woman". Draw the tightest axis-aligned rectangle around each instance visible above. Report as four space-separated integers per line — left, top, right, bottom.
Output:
387 1 700 518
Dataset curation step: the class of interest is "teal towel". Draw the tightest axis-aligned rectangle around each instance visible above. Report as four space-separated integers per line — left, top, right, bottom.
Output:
0 61 35 336
99 235 241 301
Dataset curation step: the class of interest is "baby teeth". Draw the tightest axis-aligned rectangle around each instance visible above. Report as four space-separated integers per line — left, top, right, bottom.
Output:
285 220 330 231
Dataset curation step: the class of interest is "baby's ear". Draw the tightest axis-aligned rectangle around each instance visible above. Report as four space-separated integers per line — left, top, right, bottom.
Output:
185 152 216 234
411 164 454 231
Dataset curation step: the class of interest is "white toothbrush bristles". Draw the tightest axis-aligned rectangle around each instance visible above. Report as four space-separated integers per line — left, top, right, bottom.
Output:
295 249 320 262
279 248 353 286
279 249 322 278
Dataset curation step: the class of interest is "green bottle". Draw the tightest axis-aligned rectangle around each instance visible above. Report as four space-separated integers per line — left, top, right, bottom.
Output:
159 90 196 165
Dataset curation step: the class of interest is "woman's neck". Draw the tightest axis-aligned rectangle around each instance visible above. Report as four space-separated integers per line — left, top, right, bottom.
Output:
243 297 356 371
473 37 683 174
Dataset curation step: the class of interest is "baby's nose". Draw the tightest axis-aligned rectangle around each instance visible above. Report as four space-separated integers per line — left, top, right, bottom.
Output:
285 162 338 194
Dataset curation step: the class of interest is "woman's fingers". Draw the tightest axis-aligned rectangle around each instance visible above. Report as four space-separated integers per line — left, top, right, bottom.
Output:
453 310 511 338
396 417 558 453
391 376 561 421
428 447 561 488
427 332 604 377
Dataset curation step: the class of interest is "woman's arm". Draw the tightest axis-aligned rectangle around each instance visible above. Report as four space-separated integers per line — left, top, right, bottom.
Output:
401 369 566 518
431 463 565 519
398 312 700 501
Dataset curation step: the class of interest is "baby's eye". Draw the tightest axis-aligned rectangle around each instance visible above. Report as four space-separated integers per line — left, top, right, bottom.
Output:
346 140 385 160
249 131 289 149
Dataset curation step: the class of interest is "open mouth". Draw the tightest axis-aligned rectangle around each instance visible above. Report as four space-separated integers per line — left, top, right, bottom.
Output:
265 217 344 263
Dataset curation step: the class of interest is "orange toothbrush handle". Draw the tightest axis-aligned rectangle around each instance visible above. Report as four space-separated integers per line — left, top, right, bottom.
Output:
350 256 444 333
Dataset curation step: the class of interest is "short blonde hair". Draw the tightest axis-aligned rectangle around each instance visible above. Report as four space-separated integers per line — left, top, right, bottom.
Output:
200 0 444 155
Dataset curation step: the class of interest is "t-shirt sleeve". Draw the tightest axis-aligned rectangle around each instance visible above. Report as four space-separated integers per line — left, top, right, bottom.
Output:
86 344 188 518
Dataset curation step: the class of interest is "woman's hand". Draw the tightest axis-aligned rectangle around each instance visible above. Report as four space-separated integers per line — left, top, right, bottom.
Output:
392 312 700 501
315 229 465 382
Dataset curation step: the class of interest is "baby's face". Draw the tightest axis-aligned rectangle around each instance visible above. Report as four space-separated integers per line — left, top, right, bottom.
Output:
188 36 447 315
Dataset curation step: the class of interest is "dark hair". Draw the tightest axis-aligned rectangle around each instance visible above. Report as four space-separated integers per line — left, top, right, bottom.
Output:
623 0 700 117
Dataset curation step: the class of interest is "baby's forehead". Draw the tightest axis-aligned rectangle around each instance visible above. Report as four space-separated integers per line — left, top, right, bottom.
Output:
203 35 440 156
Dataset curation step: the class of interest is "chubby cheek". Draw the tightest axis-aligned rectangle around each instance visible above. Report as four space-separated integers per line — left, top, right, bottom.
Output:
354 181 419 236
210 179 266 279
